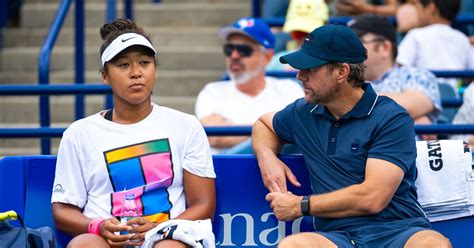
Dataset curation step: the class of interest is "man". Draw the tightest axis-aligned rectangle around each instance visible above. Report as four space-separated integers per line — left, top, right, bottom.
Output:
348 15 441 129
252 24 451 247
195 17 303 154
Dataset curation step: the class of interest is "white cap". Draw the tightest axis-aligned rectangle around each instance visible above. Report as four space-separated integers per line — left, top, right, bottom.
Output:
101 33 156 67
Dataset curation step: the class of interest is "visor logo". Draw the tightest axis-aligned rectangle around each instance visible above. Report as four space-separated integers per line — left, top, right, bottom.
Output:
122 36 136 42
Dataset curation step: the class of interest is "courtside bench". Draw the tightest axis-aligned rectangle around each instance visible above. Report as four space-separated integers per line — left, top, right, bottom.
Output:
0 155 473 247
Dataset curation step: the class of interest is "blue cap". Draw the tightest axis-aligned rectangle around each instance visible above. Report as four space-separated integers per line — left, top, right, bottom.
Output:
280 24 367 70
218 17 275 49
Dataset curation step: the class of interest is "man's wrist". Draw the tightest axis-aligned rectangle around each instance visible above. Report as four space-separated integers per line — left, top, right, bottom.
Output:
300 195 312 216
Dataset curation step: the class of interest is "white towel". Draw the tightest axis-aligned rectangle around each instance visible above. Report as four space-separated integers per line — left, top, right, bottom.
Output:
415 140 473 221
415 140 471 205
142 219 215 248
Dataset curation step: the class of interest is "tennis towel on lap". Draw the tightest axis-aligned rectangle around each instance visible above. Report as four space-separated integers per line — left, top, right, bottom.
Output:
415 140 473 222
143 219 215 248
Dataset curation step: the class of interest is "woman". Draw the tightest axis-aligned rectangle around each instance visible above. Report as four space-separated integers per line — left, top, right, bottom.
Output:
51 19 216 248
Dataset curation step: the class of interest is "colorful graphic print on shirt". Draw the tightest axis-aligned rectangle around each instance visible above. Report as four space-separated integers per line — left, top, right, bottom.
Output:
104 138 174 223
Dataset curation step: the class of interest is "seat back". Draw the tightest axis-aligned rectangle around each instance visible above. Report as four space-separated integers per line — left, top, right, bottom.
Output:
1 155 473 247
437 82 459 124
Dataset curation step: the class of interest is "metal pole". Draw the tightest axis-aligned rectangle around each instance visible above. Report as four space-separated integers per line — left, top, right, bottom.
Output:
105 0 116 110
75 0 85 120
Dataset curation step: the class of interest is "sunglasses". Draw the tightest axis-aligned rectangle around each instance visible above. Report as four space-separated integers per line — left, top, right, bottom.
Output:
223 43 254 57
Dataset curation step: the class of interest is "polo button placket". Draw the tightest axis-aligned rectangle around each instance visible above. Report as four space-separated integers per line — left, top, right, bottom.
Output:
327 121 340 154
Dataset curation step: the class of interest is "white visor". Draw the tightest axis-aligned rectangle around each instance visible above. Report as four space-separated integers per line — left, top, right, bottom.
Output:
101 33 156 67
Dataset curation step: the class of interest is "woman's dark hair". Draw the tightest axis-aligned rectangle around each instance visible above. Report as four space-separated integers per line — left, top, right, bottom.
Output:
99 19 155 70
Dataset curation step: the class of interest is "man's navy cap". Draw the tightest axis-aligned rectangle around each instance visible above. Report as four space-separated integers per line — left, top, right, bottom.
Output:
280 24 367 70
218 17 275 49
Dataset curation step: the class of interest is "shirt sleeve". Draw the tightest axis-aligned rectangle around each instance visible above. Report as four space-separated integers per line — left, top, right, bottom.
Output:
396 30 418 67
273 101 298 144
368 110 417 173
194 84 215 119
182 118 216 178
51 128 88 208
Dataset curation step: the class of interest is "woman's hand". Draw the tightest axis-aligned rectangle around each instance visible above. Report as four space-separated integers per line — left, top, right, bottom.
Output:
125 217 158 247
99 217 133 247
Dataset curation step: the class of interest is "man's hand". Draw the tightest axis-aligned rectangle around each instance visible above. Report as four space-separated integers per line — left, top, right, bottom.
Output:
259 153 301 192
336 0 371 15
200 113 231 126
266 192 303 221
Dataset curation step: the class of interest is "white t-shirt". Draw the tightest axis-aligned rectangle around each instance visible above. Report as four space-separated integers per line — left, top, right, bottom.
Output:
51 103 215 223
195 76 304 124
396 24 473 90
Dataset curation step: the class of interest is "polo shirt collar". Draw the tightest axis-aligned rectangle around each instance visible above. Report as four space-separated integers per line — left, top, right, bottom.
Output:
310 83 378 119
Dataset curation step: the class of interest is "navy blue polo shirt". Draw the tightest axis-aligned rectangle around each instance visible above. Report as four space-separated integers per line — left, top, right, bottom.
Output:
273 83 430 232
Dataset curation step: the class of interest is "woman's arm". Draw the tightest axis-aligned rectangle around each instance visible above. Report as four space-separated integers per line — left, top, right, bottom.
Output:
175 170 216 220
52 202 90 236
53 202 133 246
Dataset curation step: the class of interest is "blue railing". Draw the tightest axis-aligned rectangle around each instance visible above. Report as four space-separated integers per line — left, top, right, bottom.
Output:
38 0 74 155
1 0 472 154
35 0 134 154
2 125 474 139
0 83 464 107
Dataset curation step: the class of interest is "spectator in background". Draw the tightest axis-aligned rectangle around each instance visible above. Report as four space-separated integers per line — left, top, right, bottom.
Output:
335 0 400 16
396 1 421 33
195 17 303 154
52 19 216 248
262 0 291 53
267 0 329 72
396 0 473 92
349 15 441 132
451 83 474 148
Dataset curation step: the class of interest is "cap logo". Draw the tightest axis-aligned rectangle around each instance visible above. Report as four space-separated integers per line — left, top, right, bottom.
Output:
122 36 136 43
101 33 156 67
237 19 255 29
304 34 313 43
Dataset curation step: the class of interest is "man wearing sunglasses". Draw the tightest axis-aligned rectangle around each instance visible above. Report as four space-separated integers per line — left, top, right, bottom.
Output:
252 24 451 247
195 17 303 154
349 15 441 140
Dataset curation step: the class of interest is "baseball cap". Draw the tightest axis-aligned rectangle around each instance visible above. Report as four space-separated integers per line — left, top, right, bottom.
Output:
101 32 156 67
283 0 329 34
218 17 275 49
348 15 397 44
280 24 367 70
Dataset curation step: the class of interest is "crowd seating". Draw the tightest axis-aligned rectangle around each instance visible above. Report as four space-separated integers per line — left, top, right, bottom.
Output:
1 155 473 247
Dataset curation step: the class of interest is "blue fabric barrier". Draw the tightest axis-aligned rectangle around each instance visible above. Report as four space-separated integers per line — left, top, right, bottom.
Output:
0 155 473 247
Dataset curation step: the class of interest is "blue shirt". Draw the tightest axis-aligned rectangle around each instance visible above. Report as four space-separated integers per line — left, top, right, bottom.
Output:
273 83 430 232
372 66 441 122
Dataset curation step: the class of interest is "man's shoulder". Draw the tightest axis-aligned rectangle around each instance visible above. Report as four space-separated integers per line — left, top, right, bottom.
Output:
278 98 314 116
375 95 411 117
